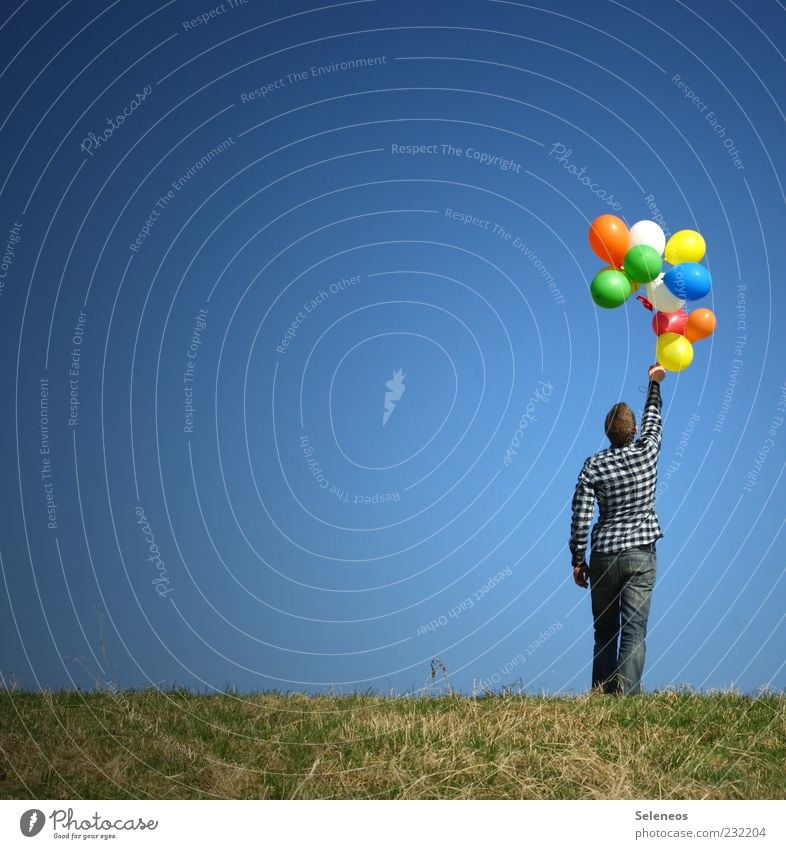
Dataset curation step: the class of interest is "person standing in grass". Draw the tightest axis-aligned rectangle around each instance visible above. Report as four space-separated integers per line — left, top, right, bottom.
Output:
569 363 666 695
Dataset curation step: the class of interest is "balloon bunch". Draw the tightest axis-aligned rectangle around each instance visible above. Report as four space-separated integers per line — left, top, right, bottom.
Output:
587 215 716 371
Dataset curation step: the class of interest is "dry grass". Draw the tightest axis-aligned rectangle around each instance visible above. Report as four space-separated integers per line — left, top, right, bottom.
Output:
0 689 783 799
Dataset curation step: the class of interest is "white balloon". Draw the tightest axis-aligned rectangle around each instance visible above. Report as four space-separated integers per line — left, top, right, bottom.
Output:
646 274 685 312
629 220 666 256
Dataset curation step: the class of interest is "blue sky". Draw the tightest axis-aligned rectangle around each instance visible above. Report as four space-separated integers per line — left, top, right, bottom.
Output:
0 0 783 695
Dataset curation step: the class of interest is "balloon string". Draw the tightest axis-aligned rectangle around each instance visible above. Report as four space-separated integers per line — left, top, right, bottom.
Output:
636 295 654 311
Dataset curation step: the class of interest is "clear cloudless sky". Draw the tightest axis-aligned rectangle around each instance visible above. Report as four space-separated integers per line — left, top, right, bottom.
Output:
0 0 783 696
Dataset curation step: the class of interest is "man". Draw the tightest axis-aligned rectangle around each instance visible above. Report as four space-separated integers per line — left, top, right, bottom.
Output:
569 363 666 694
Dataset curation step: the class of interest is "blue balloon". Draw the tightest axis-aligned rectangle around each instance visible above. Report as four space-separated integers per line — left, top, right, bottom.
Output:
663 262 712 301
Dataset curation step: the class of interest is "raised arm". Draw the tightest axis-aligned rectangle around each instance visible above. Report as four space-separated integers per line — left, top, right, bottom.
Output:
639 364 665 452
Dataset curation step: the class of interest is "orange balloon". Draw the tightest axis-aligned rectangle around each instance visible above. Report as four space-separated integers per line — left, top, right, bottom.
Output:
685 308 716 342
588 215 630 268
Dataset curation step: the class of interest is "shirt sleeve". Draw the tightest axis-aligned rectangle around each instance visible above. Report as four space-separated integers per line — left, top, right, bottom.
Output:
638 379 663 452
569 458 595 568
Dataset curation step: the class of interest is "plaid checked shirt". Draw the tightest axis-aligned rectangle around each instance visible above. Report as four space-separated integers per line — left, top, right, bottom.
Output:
569 380 664 568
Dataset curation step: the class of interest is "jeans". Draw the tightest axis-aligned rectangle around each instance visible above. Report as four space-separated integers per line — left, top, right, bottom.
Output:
589 544 656 695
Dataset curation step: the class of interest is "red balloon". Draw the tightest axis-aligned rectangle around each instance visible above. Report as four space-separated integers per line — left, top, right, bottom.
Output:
652 309 688 336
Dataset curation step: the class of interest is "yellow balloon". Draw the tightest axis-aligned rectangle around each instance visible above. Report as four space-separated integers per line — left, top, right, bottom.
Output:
665 229 706 264
656 332 694 372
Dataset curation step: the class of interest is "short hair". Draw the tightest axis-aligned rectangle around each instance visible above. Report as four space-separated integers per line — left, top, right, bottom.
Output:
605 402 636 447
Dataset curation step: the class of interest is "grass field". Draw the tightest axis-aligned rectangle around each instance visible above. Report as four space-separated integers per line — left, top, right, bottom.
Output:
1 689 784 799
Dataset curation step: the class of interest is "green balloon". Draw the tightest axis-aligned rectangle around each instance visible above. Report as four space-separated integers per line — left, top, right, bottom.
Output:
623 244 662 283
590 268 630 309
